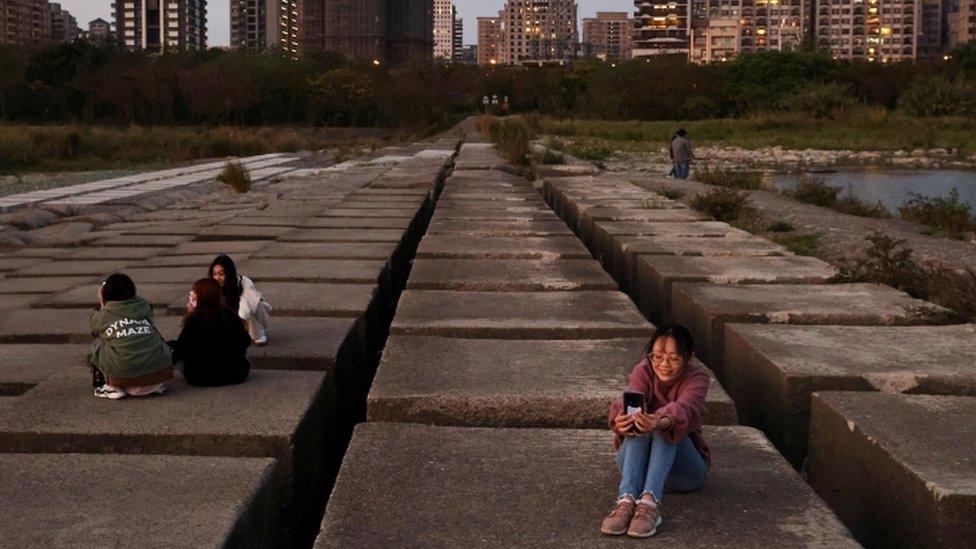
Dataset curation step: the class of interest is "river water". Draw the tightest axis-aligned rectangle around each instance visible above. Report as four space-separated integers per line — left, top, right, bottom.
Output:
768 169 976 214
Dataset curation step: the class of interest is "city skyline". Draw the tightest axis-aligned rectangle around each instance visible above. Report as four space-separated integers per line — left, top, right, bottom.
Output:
56 0 634 47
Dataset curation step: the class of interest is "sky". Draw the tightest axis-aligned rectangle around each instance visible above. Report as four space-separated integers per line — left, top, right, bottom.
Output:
58 0 634 47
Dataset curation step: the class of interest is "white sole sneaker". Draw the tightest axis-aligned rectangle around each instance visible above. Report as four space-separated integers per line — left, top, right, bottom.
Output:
94 385 126 400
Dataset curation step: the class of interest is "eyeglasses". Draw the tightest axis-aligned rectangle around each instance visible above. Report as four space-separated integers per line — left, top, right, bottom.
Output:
649 353 684 366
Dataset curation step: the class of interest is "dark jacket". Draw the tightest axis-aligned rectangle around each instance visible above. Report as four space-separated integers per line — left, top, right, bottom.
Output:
90 296 173 383
173 308 251 387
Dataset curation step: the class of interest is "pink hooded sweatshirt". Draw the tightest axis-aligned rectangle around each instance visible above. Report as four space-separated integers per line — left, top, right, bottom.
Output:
607 358 711 466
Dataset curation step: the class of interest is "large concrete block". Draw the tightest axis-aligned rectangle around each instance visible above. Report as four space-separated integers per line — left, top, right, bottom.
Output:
317 423 856 547
250 317 362 372
0 343 89 389
279 228 407 243
239 259 390 285
611 234 786 291
0 257 43 272
415 235 591 260
0 308 182 343
123 266 204 284
195 225 294 241
426 219 573 237
724 323 976 466
430 207 557 221
406 259 617 291
633 255 838 323
166 240 272 256
579 207 710 248
391 290 651 339
63 246 173 260
670 283 955 372
10 259 132 278
0 276 95 295
808 392 976 548
317 208 418 219
0 454 278 548
44 282 185 309
167 282 378 318
252 241 400 260
302 217 414 230
593 221 748 267
0 368 334 545
368 335 737 428
94 234 193 247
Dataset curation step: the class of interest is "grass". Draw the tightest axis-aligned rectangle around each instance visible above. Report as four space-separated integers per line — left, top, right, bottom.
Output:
217 161 251 193
689 187 748 222
766 221 795 232
772 233 822 256
535 111 976 156
695 166 763 190
898 188 976 239
486 116 533 167
787 176 891 218
0 125 391 174
659 188 686 200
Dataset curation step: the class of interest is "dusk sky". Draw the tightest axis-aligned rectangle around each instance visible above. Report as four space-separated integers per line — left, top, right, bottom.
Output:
58 0 634 47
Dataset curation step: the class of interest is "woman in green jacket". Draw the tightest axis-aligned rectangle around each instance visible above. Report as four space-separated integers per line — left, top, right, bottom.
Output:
89 273 173 400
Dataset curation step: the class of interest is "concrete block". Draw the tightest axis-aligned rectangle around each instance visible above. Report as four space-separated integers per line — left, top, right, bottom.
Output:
94 234 193 247
579 208 710 247
0 308 181 344
406 259 617 291
670 283 955 372
44 283 185 309
415 235 591 260
0 294 40 312
318 423 856 547
611 234 786 290
279 228 407 243
250 317 361 372
391 290 651 339
142 254 242 268
123 266 204 284
10 260 132 278
252 242 400 260
368 335 736 428
808 392 976 548
593 221 749 267
64 246 173 261
0 454 278 548
302 217 414 230
426 219 573 237
166 240 272 256
318 208 418 219
430 207 557 222
239 259 389 285
633 255 838 322
195 225 294 241
0 276 95 295
724 323 976 465
0 257 44 272
167 282 378 317
0 343 89 389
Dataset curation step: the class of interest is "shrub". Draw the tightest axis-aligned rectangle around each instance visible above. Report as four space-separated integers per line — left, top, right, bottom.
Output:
690 187 748 222
540 149 566 165
787 176 840 207
568 144 615 162
217 161 251 193
835 195 891 218
772 233 821 256
898 76 976 117
488 117 533 167
659 188 686 200
898 188 975 238
780 82 856 119
695 166 763 190
766 221 795 232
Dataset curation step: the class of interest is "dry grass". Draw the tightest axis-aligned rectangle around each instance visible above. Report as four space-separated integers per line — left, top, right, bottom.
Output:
217 161 251 194
690 187 748 222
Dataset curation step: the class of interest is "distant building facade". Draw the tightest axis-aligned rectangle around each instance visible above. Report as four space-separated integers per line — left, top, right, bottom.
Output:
499 0 578 65
634 0 690 56
1 0 51 48
690 16 739 62
477 15 501 64
814 0 920 61
949 0 976 47
433 0 453 58
385 0 434 63
49 2 79 43
582 11 633 60
452 12 463 59
228 0 299 55
458 43 477 63
87 17 113 43
113 0 207 52
297 0 431 63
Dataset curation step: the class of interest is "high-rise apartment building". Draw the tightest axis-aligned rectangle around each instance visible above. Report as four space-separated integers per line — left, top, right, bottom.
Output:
299 0 430 63
452 13 463 59
689 16 739 61
477 15 501 64
1 0 51 48
634 0 691 56
113 0 207 52
433 0 453 58
499 0 578 66
917 0 947 58
87 17 112 43
814 0 920 61
229 0 299 54
458 43 477 62
582 11 634 60
386 0 434 63
49 2 78 43
949 0 976 46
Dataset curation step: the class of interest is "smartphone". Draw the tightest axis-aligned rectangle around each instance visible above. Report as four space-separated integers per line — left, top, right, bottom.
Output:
624 391 645 416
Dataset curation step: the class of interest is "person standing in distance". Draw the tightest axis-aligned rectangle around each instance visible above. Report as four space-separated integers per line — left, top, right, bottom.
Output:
671 129 694 180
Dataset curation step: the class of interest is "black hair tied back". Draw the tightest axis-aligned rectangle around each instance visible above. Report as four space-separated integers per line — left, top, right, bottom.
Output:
644 324 694 359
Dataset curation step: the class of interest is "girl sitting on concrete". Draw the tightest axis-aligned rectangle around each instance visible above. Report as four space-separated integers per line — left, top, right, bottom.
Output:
172 278 251 387
600 324 710 538
89 273 173 400
209 254 272 346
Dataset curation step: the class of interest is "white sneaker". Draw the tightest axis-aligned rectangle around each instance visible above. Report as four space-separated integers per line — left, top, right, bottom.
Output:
253 335 268 347
94 384 126 400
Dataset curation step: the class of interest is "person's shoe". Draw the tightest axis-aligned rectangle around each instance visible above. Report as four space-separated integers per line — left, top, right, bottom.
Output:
600 496 636 536
148 383 166 396
94 384 126 400
253 335 268 347
627 497 663 538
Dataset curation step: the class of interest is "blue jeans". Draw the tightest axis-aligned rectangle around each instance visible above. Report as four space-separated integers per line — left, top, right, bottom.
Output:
617 432 707 502
674 161 691 179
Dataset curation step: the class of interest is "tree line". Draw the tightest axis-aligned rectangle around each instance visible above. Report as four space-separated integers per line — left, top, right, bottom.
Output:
2 41 976 127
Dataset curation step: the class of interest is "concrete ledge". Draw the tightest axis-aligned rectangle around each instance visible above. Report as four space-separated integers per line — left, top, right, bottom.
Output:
251 242 400 260
167 282 378 317
195 225 293 241
0 276 96 295
406 259 617 291
593 221 748 267
430 207 558 221
670 283 954 372
249 317 362 372
0 454 278 548
44 283 185 309
0 344 89 388
239 259 389 285
426 219 573 237
278 229 407 244
317 423 856 547
10 260 132 278
390 290 652 339
808 392 976 548
633 255 837 323
368 335 736 428
724 323 976 466
415 235 592 260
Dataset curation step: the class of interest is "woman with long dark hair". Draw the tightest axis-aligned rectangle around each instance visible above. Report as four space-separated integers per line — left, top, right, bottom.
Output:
172 278 251 387
600 324 710 538
209 254 272 346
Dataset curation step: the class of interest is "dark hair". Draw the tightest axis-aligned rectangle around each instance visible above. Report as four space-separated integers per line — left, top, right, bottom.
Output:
209 254 242 311
102 273 136 302
676 128 687 137
643 324 694 359
185 278 228 324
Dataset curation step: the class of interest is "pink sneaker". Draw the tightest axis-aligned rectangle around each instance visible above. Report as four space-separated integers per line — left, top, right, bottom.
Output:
627 497 663 538
600 496 636 536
